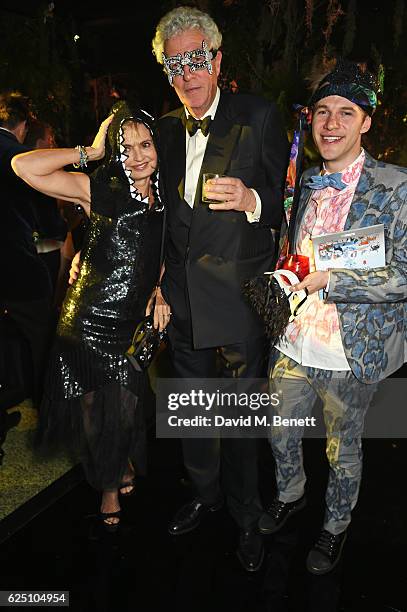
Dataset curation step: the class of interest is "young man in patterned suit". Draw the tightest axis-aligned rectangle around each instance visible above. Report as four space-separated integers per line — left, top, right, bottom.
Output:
258 60 407 574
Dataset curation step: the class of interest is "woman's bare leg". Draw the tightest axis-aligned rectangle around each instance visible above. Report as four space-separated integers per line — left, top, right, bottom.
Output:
119 461 136 495
100 490 121 525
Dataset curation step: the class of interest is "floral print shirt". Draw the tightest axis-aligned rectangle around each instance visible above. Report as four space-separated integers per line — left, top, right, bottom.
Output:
277 149 366 370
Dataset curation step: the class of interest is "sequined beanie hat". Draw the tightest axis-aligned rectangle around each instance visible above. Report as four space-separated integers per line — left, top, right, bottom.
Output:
308 58 382 116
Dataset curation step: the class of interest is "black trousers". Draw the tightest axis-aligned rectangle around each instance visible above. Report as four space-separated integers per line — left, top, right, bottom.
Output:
2 297 53 408
170 327 267 530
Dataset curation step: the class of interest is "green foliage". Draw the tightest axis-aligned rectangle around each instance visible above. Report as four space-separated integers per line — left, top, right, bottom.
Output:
217 0 406 166
0 4 88 145
0 0 405 165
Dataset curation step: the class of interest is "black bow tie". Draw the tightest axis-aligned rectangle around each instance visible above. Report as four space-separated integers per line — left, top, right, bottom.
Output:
185 115 211 137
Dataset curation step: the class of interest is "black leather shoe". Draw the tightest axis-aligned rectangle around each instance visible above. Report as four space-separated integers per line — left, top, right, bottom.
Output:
306 529 347 575
168 498 223 535
236 530 264 572
258 495 306 534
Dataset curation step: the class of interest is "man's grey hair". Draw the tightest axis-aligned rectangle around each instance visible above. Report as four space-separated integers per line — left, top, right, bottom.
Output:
152 6 222 64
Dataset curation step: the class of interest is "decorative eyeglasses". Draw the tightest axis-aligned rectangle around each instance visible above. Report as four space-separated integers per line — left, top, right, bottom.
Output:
162 40 218 85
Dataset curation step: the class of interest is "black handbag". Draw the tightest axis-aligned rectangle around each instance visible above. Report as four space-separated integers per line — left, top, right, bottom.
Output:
125 207 167 372
125 303 167 372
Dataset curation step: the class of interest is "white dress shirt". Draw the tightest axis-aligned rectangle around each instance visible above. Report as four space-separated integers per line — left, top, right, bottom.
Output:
183 87 261 222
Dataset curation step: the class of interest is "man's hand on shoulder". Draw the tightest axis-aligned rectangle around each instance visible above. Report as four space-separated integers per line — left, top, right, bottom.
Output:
205 177 256 213
68 251 81 285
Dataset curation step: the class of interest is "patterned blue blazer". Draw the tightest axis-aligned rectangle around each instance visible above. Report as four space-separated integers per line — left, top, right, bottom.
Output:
289 151 407 383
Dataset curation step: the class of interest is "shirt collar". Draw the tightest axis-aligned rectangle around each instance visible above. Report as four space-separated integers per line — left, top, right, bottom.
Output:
184 87 220 121
322 148 365 187
0 126 15 136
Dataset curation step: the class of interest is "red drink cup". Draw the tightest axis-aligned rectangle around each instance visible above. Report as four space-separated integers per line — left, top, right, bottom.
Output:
279 254 310 281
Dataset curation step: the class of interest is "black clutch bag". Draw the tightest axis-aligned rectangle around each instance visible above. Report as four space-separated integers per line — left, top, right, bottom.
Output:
125 312 167 372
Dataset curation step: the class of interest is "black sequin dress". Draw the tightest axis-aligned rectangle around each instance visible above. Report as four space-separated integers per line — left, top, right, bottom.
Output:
38 165 163 490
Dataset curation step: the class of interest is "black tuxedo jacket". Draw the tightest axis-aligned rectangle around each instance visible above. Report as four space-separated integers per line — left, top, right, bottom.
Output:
0 128 51 301
158 92 288 348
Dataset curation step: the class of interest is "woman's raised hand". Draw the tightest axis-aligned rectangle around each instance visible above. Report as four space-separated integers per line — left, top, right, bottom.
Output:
88 114 114 161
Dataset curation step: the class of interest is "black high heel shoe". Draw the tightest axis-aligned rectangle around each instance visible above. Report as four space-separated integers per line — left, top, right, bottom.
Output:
99 509 121 532
119 478 136 497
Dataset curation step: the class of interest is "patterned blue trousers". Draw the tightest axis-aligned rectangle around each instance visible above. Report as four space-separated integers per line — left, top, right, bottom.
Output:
269 352 378 535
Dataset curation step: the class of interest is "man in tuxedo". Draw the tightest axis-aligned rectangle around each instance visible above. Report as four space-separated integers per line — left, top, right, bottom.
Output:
152 6 288 571
0 91 52 408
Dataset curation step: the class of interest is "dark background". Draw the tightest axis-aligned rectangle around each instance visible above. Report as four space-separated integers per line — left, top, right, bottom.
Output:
0 4 406 610
0 0 406 163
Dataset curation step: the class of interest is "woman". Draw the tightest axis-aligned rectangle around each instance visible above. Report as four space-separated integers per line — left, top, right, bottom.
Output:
12 102 170 529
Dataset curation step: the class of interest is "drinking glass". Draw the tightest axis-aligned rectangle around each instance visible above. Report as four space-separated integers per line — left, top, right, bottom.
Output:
202 173 226 204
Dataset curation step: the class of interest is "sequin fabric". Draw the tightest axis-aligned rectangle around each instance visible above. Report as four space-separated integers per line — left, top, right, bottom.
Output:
46 168 163 400
37 107 164 490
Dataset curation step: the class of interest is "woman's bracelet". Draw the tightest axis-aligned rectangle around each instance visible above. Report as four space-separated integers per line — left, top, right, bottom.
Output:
73 145 88 169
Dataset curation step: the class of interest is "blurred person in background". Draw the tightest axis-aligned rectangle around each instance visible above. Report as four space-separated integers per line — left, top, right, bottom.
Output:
25 119 69 309
0 91 53 409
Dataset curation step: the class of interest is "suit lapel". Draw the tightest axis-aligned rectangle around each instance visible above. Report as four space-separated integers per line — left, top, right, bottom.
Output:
165 95 242 208
344 152 377 229
194 94 242 206
201 95 241 175
292 183 313 250
0 128 19 144
165 109 187 203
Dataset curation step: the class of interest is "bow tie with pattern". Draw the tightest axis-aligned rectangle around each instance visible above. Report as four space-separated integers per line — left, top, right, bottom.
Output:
304 172 347 191
185 115 211 137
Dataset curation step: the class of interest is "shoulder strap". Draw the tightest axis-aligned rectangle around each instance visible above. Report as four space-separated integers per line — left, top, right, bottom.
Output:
157 206 166 283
